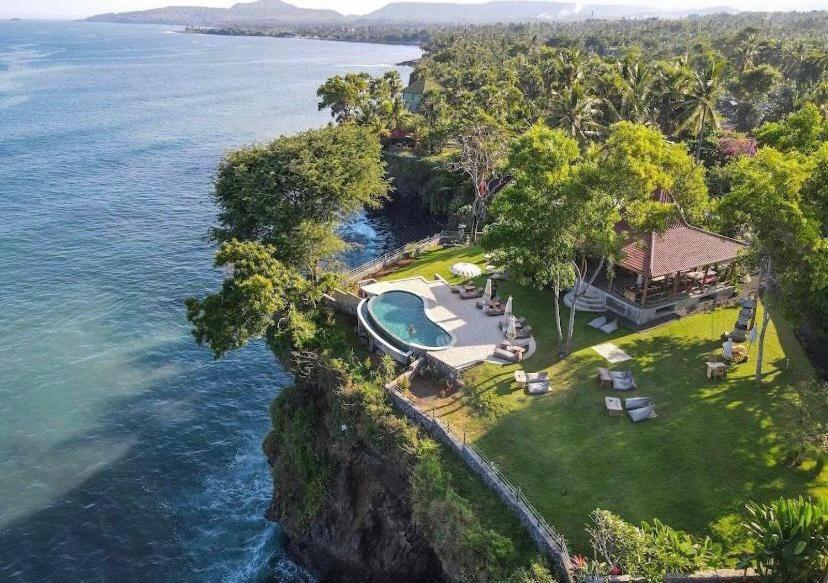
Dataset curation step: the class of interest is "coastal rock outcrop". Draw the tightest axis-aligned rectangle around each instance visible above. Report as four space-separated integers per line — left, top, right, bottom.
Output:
263 357 445 583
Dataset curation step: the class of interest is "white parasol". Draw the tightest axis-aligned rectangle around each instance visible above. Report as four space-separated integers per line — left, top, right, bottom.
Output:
504 295 513 316
450 262 482 278
506 315 518 346
483 278 493 302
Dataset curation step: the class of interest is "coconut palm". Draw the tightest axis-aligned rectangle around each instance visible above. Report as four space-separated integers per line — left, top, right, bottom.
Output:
652 57 695 136
603 57 655 125
734 28 760 74
676 58 726 162
554 48 587 88
548 82 602 145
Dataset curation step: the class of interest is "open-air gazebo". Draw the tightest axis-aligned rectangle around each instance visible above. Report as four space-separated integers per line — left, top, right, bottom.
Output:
567 194 748 326
612 218 747 308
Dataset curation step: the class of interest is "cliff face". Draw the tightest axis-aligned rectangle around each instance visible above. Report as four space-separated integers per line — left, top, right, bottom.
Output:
262 359 446 583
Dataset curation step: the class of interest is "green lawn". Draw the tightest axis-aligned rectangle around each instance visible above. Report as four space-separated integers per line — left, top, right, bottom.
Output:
380 245 827 552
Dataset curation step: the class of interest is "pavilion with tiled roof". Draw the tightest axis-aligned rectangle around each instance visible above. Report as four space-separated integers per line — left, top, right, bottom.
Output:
609 194 747 309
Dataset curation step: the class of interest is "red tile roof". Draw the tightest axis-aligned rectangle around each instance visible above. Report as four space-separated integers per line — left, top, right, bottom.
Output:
618 221 746 278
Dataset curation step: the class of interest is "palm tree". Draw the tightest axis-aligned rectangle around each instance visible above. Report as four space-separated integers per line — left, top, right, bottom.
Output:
604 57 655 125
548 82 602 145
652 56 694 136
734 29 760 74
676 58 725 162
555 48 586 88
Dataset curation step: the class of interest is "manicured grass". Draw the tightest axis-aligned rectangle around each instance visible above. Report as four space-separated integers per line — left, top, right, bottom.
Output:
379 245 487 285
380 246 827 552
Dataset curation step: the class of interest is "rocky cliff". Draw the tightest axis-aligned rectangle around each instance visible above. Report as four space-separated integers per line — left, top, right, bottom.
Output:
261 347 543 583
262 355 446 583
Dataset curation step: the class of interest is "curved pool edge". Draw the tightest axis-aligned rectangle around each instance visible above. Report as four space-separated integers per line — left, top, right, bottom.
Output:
357 298 414 363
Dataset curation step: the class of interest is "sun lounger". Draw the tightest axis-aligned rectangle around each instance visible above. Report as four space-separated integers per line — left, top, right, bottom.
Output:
460 288 483 300
728 328 747 342
628 405 657 422
515 326 533 340
500 339 530 350
485 306 505 317
600 319 618 334
493 347 523 363
476 296 501 309
624 397 652 410
499 317 526 331
587 316 607 329
451 285 464 293
526 380 550 395
514 370 548 387
612 376 636 391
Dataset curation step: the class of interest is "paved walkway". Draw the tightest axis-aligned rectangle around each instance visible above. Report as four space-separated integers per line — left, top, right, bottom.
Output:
361 276 536 371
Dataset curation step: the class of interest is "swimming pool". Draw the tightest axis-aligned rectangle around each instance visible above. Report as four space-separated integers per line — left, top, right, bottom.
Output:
366 291 455 352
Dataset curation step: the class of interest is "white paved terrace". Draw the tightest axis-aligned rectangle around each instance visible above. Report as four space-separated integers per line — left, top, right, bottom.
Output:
360 276 536 371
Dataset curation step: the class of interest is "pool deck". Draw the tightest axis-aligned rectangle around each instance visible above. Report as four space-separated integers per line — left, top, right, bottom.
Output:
360 276 536 371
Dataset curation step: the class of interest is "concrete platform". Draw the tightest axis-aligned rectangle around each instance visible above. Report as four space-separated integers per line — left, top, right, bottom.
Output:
360 276 536 371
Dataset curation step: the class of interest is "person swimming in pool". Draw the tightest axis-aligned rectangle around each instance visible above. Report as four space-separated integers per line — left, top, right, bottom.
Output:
408 323 417 336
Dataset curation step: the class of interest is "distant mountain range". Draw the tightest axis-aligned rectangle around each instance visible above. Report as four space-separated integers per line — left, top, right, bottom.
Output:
87 0 341 25
86 0 737 26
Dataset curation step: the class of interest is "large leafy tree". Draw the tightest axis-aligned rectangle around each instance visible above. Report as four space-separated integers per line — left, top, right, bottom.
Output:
597 121 709 228
211 124 389 274
185 240 324 359
317 71 410 137
754 103 828 154
483 124 582 354
719 147 827 382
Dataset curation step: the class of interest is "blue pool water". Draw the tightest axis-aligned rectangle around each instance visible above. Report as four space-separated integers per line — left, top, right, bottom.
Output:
0 20 419 582
367 291 454 350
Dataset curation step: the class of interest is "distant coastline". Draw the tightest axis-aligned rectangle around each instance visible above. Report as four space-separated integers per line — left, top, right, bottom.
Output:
183 26 426 47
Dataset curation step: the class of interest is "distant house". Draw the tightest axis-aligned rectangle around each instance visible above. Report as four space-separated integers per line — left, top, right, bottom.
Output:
565 192 747 325
401 74 439 113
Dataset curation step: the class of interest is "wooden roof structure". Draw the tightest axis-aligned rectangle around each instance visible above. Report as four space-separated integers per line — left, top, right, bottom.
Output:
617 191 747 279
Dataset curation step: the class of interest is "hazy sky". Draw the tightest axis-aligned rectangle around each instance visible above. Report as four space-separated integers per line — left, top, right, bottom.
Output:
2 0 826 19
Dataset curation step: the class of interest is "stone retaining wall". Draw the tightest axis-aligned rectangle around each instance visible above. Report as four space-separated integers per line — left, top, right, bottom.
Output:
608 570 757 582
325 288 363 317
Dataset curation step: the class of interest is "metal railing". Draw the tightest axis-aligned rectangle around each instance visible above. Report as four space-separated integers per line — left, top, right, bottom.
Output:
466 441 570 556
340 233 442 283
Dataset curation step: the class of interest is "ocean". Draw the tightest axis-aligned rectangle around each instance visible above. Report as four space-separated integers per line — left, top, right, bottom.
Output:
0 20 420 582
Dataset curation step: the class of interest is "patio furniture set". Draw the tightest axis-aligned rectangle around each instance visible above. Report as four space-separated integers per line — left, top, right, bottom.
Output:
597 367 656 422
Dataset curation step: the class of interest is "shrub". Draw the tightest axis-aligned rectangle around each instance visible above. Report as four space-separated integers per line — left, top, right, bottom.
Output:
506 560 558 582
584 509 726 583
396 373 411 394
411 442 517 582
741 496 828 583
779 380 828 468
377 353 398 383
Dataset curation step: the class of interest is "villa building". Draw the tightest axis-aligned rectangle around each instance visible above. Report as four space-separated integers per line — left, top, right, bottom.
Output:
565 199 748 326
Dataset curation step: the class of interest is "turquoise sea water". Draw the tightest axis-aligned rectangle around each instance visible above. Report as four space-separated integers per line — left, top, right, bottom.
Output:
0 21 419 582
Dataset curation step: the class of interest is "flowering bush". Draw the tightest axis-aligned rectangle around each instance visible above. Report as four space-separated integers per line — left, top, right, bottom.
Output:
718 132 758 160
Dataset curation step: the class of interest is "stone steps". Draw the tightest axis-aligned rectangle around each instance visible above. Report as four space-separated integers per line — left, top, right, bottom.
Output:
562 283 606 312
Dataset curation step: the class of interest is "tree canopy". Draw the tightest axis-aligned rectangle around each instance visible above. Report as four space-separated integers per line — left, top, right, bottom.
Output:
185 240 322 359
211 124 389 273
